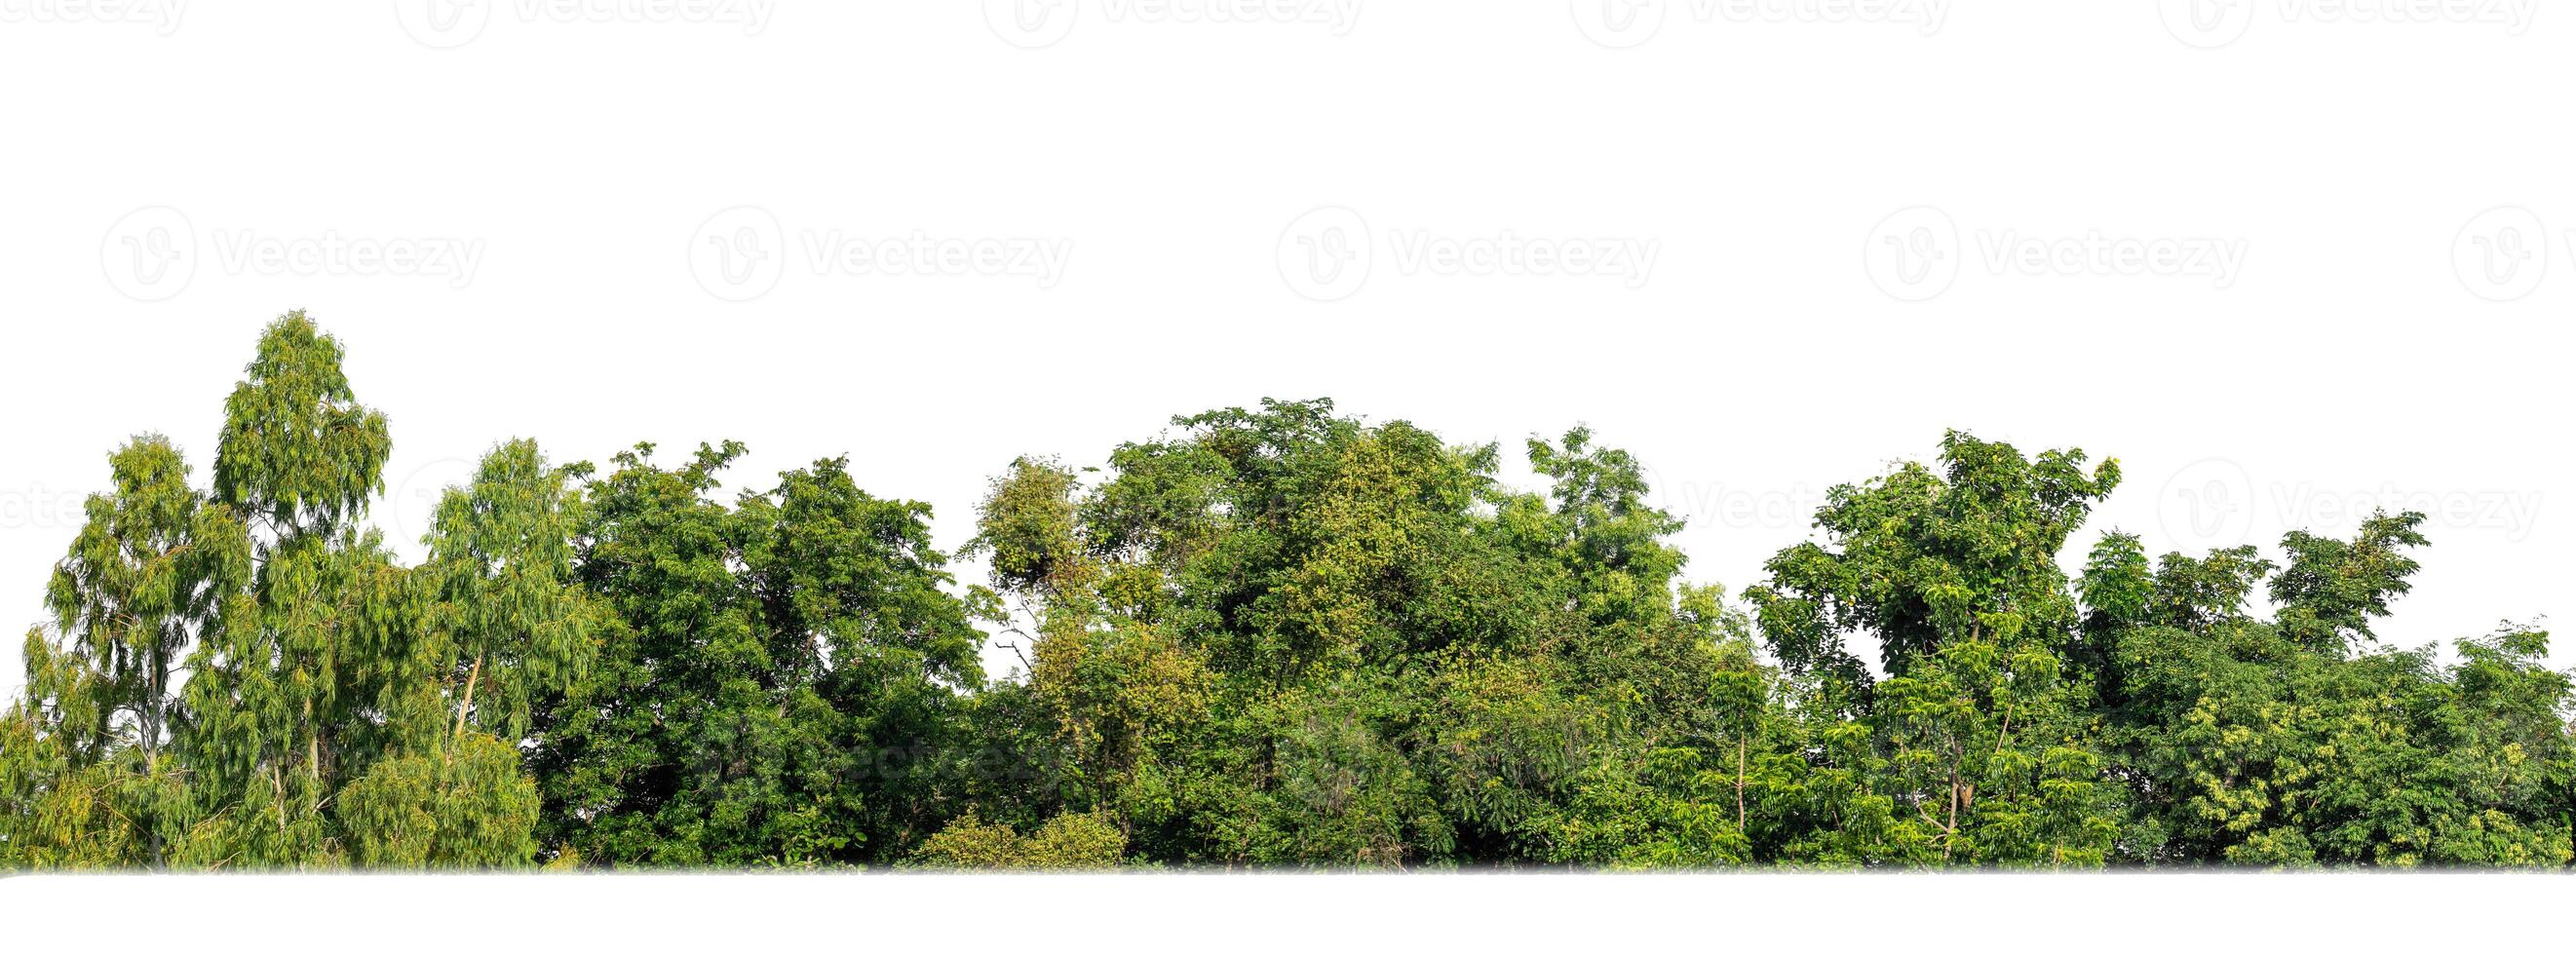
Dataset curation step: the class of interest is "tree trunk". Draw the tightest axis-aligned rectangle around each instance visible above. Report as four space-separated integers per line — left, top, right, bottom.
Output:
447 651 483 765
1734 737 1748 831
145 747 164 868
143 659 165 868
305 696 321 817
1944 767 1961 861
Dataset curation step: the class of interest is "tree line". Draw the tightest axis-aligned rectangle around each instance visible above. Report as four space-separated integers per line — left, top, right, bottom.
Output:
4 313 2570 869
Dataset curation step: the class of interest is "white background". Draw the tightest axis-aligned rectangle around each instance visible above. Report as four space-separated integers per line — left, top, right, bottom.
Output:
7 2 2566 684
3 871 2569 952
3 0 2571 938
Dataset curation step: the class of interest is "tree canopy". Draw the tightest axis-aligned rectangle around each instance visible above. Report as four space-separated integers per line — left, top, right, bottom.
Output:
6 314 2569 870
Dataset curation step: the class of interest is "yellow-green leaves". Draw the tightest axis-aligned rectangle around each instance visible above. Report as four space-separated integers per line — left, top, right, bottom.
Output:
426 439 598 745
338 733 540 868
212 311 392 541
912 811 1127 869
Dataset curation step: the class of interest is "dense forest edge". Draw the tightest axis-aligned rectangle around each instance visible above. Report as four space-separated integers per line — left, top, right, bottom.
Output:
4 311 2569 871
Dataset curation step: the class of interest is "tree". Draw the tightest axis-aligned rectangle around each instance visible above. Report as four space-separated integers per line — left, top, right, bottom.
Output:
173 313 416 866
11 328 2573 873
1748 431 2120 688
1744 432 2125 866
2272 511 2430 654
7 312 587 870
956 402 1745 867
2086 513 2573 867
210 310 391 544
530 445 990 867
2 437 252 866
424 439 599 753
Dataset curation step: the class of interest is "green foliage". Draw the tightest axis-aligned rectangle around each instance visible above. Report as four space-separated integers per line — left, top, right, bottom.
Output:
953 403 1770 867
2079 509 2574 867
212 310 392 542
526 444 990 867
912 811 1128 869
8 317 2572 871
2272 512 2431 653
1746 431 2120 687
337 733 540 868
7 436 252 866
6 313 581 870
426 439 599 746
